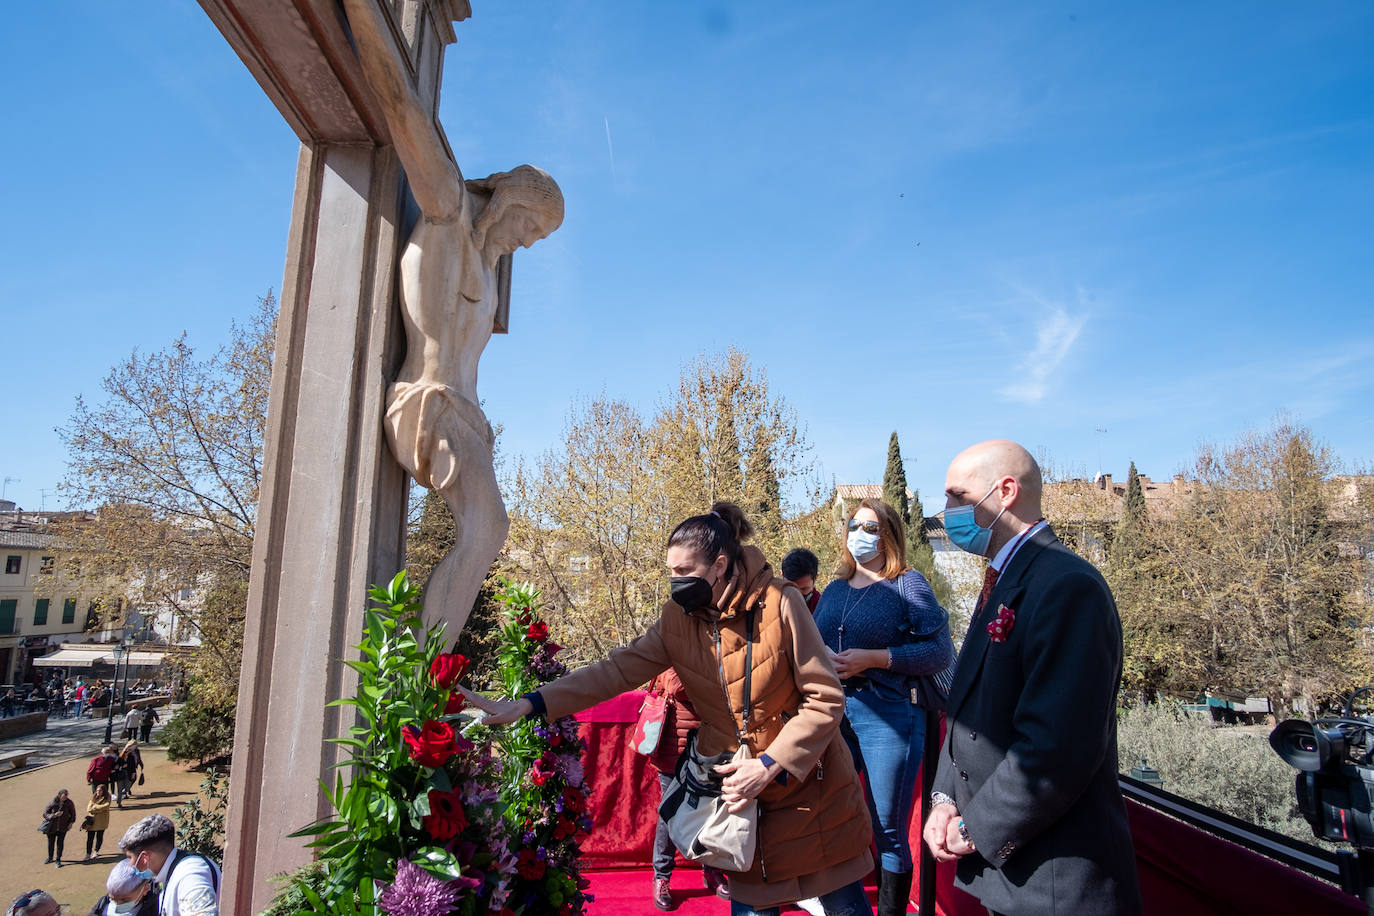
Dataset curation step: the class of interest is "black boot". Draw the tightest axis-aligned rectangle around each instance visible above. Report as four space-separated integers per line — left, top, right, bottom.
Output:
877 869 913 916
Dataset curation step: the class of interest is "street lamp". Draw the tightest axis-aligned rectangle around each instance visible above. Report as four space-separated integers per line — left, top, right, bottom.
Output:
103 643 127 745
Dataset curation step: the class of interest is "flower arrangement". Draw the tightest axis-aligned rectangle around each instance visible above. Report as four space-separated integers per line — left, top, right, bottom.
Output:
488 581 594 916
273 573 591 916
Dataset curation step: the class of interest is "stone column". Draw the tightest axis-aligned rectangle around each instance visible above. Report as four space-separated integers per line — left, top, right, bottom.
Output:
194 3 474 909
222 140 409 913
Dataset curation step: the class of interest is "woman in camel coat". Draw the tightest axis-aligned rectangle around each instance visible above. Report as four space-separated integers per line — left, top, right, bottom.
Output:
467 503 874 916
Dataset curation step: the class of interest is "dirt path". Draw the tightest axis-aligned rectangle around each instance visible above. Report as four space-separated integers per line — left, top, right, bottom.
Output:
0 748 213 912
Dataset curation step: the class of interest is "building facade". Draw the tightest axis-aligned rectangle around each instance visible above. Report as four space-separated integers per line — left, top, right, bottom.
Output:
0 531 115 685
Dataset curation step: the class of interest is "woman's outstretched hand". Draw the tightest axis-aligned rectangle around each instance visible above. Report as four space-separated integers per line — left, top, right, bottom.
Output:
456 685 533 726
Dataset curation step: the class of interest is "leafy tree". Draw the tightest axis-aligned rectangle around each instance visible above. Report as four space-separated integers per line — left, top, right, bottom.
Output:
54 292 275 707
504 350 819 662
1143 422 1372 713
172 768 230 863
162 696 237 766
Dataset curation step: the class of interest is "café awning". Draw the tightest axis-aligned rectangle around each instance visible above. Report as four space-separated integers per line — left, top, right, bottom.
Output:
31 647 168 668
32 648 100 667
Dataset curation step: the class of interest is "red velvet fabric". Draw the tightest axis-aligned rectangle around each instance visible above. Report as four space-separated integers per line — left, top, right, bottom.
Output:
574 691 1360 916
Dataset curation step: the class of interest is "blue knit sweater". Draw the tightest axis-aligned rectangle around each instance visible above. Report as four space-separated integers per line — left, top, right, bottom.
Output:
813 570 954 695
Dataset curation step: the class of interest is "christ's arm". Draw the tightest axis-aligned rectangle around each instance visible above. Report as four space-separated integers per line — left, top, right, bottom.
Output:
341 0 464 220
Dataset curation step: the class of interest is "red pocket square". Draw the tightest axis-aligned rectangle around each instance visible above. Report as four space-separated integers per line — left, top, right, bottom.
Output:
987 604 1016 642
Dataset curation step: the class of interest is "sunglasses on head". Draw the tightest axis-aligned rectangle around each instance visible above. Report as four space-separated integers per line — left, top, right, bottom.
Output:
847 519 880 534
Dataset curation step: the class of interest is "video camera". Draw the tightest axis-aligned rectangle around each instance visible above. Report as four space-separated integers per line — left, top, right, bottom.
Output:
1270 687 1374 847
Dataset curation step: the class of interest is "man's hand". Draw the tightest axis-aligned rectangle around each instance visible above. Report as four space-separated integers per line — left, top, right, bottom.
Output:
924 802 962 862
829 648 888 679
457 685 531 725
944 816 976 858
714 756 780 813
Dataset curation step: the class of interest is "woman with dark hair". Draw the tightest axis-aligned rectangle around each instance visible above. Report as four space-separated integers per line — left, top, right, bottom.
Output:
40 789 77 867
814 498 955 916
465 502 875 916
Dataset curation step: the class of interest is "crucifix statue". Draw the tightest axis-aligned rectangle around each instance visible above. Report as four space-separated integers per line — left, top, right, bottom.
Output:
344 0 564 632
194 1 562 909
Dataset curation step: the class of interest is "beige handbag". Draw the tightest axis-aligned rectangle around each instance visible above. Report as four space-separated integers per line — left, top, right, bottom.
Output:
657 609 760 872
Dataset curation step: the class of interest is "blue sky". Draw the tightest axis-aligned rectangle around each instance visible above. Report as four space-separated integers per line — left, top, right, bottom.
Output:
2 1 1371 516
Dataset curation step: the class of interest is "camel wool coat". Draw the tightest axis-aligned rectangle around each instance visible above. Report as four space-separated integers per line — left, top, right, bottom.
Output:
538 546 873 907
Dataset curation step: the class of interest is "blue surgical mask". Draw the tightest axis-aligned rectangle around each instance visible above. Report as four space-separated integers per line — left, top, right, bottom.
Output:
944 484 1005 557
846 529 881 564
115 895 145 914
131 854 157 882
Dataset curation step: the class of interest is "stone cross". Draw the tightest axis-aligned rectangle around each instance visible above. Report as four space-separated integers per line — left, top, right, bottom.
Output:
194 1 559 910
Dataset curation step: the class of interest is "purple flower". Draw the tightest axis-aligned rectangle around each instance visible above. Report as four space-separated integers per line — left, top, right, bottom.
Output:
378 858 461 916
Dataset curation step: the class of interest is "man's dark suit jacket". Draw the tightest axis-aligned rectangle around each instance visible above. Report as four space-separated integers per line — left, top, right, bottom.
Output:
933 525 1143 916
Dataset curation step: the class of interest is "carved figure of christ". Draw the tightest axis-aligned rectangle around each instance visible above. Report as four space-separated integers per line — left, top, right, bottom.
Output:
342 0 564 633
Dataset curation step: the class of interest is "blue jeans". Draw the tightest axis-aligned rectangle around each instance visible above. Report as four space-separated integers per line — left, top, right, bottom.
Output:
842 682 925 873
653 772 677 878
729 879 871 916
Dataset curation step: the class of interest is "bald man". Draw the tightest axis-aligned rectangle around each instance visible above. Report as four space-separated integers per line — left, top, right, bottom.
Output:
922 441 1141 916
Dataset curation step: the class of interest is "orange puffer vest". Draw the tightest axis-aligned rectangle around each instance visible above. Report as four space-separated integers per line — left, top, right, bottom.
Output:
658 546 871 885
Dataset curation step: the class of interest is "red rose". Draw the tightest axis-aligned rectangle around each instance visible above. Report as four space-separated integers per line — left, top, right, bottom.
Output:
553 815 576 840
516 610 533 627
421 787 468 840
531 769 550 786
527 621 549 642
516 849 546 880
402 720 456 768
444 691 466 715
430 653 470 689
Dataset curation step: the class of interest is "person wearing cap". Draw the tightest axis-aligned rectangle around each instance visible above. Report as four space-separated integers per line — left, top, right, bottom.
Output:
85 861 157 916
5 889 64 916
119 814 220 916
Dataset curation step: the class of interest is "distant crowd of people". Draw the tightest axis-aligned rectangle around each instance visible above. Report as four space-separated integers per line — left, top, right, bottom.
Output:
0 675 166 720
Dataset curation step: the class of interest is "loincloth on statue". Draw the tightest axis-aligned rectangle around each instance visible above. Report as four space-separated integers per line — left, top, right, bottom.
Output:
384 380 495 490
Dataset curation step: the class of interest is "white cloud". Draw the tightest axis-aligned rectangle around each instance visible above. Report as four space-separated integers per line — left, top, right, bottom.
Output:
1000 307 1088 404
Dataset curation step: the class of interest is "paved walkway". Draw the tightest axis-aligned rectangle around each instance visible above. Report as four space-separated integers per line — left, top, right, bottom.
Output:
0 706 175 774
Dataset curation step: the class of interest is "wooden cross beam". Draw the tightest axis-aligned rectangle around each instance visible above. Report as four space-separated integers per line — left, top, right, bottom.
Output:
192 1 491 910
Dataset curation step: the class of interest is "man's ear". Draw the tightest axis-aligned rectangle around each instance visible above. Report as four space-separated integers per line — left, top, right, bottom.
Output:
999 475 1021 510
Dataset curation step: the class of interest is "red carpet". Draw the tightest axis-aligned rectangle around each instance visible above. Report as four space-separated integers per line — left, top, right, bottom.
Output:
581 869 899 915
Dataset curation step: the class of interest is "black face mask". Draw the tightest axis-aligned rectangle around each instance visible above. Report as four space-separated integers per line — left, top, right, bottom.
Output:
670 576 714 613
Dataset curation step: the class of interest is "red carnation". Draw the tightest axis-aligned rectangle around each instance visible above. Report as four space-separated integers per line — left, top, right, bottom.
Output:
430 652 470 689
527 621 549 642
421 787 468 840
402 720 456 768
444 691 466 715
516 849 546 880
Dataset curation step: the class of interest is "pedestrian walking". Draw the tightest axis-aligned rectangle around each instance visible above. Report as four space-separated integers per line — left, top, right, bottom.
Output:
139 706 160 744
115 742 144 807
122 707 143 742
40 789 77 867
87 746 118 794
84 784 112 860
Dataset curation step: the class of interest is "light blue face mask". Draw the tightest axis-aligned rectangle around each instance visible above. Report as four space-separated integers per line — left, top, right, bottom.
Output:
131 854 157 883
944 484 1006 557
846 529 881 564
114 894 146 915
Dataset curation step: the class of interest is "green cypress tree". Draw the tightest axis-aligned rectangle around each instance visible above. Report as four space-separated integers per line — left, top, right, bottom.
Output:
883 431 911 525
1113 461 1148 561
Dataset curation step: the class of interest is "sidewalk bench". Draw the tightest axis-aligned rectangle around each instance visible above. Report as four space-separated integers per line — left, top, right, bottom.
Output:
0 748 34 770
